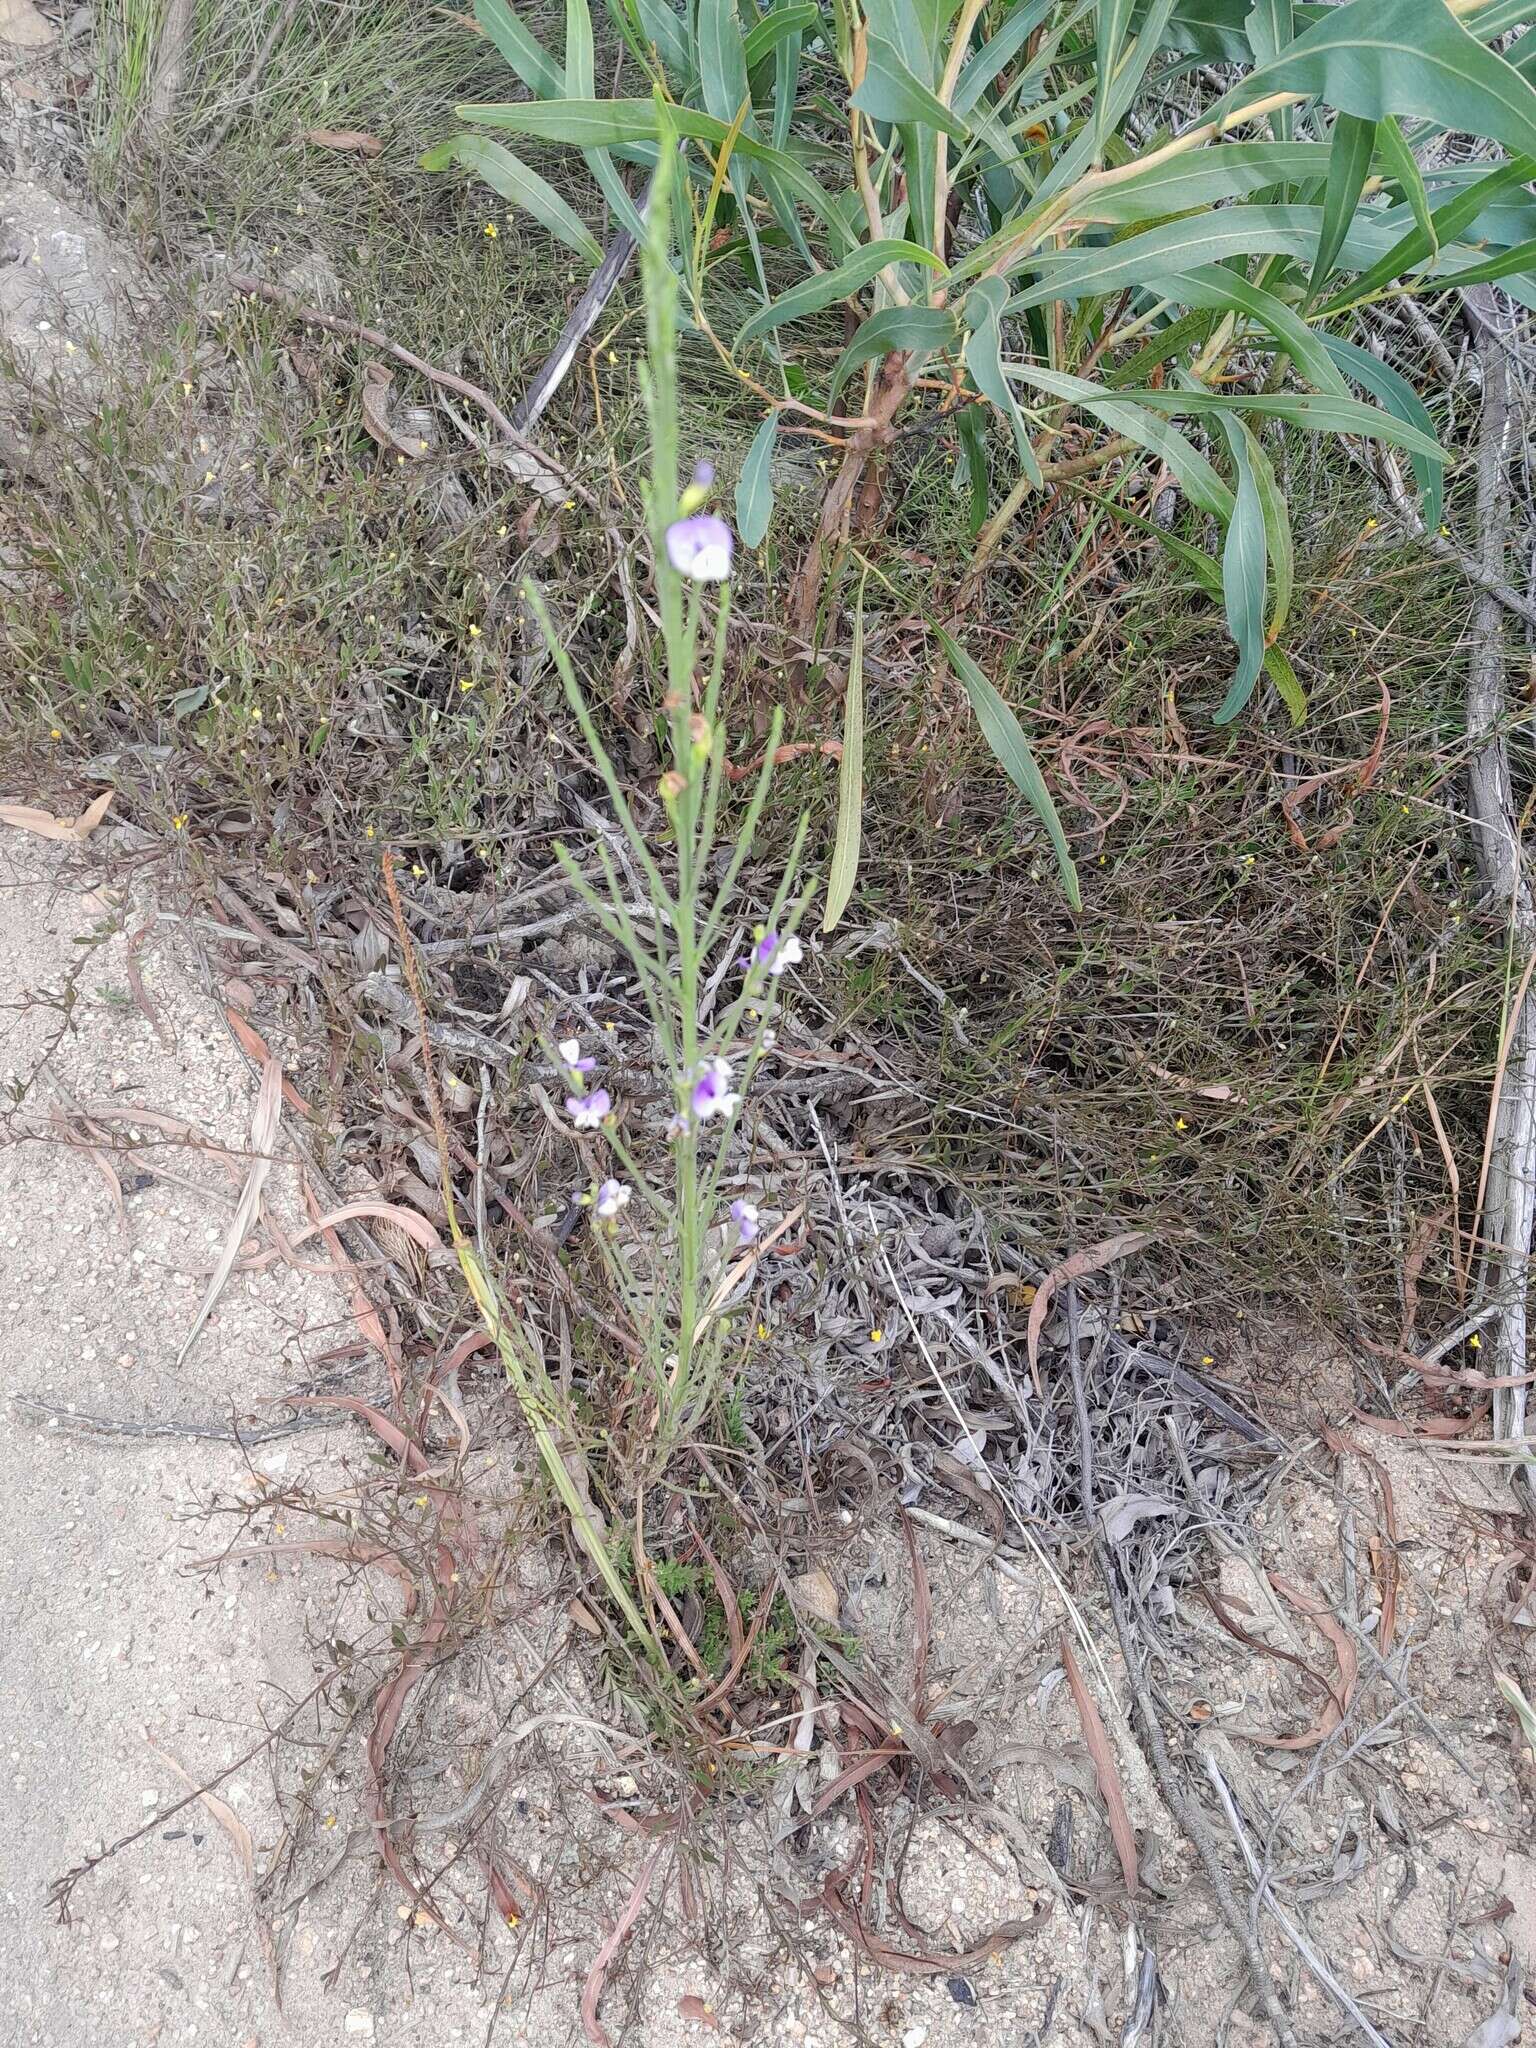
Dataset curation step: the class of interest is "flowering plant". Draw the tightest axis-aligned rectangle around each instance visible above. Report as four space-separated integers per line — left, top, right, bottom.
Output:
522 111 809 1462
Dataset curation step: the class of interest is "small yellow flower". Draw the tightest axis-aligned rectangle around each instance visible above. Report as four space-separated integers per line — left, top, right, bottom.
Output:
323 1813 337 1829
171 814 188 831
1201 1354 1215 1367
203 469 216 484
249 706 262 722
411 864 425 878
497 523 508 537
1364 517 1378 531
365 823 376 840
869 1327 884 1345
1175 1117 1188 1132
459 677 474 692
604 1020 617 1033
1468 1332 1481 1350
182 379 193 396
49 727 62 741
757 1322 769 1340
415 1493 429 1507
467 623 482 639
607 349 618 365
483 221 498 238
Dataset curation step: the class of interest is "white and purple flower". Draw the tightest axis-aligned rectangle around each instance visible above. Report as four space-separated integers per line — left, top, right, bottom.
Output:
566 1087 611 1130
559 1036 597 1075
751 929 803 978
595 1177 630 1220
730 1199 760 1245
665 512 733 583
690 1056 740 1123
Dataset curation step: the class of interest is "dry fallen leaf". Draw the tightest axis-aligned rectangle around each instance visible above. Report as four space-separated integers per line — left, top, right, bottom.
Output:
360 362 431 461
303 126 383 154
0 789 114 843
1026 1230 1154 1387
0 0 57 48
678 1996 720 2030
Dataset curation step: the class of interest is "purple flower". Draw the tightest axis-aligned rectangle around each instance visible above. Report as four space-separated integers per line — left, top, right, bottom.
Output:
690 1057 740 1123
665 513 733 583
566 1087 611 1130
730 1199 760 1245
595 1177 630 1220
559 1035 597 1075
751 929 804 978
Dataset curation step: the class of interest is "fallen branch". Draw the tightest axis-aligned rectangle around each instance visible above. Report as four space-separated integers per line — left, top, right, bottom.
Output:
226 273 576 506
1462 287 1536 1507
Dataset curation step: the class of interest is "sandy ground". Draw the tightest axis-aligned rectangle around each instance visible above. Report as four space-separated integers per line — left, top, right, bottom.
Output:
0 834 505 2047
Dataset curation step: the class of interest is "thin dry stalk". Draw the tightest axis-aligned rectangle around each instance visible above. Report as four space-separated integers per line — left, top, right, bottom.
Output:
1462 287 1536 1502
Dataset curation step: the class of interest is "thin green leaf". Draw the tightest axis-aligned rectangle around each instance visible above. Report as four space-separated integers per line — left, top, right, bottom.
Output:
1214 416 1269 724
1317 152 1536 313
1317 331 1442 530
1264 644 1308 725
1305 113 1375 306
1433 233 1536 287
1115 384 1443 464
475 0 565 99
823 580 865 932
964 276 1043 484
698 0 753 132
458 98 860 250
634 0 691 71
852 35 968 138
1209 0 1536 166
933 624 1080 909
736 238 946 344
743 2 818 71
1003 204 1397 302
954 0 1054 114
1375 114 1436 255
957 403 990 531
1007 362 1235 521
1166 264 1349 396
830 305 958 402
420 135 603 264
1078 141 1331 222
1246 421 1292 639
736 413 777 547
1095 0 1137 158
